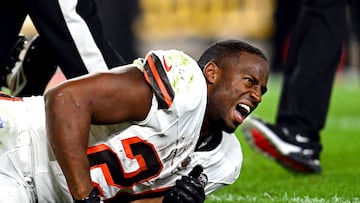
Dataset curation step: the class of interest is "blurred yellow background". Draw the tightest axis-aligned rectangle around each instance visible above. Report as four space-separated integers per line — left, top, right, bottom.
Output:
19 0 359 73
21 0 275 41
135 0 274 40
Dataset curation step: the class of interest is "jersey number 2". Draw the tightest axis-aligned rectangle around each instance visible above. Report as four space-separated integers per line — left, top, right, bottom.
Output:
87 137 163 187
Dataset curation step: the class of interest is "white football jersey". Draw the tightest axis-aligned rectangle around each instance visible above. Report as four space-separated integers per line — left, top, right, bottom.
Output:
80 49 208 201
0 50 242 203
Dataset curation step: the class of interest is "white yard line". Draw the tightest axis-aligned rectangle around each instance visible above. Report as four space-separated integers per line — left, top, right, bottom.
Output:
207 193 360 202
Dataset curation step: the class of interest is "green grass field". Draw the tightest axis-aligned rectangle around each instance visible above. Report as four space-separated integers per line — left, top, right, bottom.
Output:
206 73 360 203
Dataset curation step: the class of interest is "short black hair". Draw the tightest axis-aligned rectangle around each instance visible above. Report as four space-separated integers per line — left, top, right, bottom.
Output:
197 39 268 70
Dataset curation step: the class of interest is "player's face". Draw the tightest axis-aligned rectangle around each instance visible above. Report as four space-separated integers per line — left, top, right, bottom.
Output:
206 52 269 133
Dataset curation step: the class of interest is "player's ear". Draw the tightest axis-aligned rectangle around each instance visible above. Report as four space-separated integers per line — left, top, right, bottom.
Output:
203 62 219 84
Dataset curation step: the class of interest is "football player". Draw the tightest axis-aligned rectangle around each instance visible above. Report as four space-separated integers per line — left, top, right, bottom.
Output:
0 39 269 202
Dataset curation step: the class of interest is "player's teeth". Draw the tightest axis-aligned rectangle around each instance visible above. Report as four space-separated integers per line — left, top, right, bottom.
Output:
239 104 250 113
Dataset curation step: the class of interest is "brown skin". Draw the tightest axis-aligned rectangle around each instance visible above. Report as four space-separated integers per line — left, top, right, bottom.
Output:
200 52 269 142
44 52 269 200
45 65 153 198
131 197 163 203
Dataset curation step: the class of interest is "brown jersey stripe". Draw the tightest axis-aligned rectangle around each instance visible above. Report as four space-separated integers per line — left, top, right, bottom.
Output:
144 53 174 109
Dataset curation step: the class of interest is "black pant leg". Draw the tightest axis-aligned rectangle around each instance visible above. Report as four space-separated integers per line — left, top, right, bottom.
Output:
0 0 27 70
348 0 360 42
24 0 125 79
276 0 347 139
97 0 140 64
271 0 302 72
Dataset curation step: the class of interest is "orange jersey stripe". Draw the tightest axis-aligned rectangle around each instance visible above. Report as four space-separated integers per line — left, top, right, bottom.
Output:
145 54 173 108
0 92 23 101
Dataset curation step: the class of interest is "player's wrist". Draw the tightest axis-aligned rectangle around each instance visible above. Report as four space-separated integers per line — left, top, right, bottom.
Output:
73 187 100 203
70 179 95 198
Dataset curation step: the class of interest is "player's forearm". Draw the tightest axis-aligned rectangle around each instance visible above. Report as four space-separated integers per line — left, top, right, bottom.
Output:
55 151 93 199
44 85 94 199
48 132 92 198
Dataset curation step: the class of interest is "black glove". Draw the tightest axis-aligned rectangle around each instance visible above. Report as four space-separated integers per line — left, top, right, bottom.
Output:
162 165 206 203
73 188 100 203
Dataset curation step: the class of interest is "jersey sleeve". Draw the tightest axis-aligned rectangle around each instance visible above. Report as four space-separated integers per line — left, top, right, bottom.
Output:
143 51 175 109
140 49 206 113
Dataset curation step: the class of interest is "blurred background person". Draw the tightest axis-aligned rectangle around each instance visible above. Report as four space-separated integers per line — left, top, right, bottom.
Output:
241 0 348 174
2 0 141 96
0 0 126 96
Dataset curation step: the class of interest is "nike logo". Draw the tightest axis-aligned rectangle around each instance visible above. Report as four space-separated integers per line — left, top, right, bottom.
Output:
295 134 309 143
282 127 309 143
163 55 172 72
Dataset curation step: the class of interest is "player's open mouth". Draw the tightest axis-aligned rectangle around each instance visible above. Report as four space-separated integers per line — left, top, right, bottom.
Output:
235 103 251 123
237 103 250 116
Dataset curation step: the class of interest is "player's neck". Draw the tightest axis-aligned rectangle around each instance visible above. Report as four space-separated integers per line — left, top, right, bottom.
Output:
196 130 222 151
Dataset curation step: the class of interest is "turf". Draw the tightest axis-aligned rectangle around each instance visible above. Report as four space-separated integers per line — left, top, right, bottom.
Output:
206 73 360 203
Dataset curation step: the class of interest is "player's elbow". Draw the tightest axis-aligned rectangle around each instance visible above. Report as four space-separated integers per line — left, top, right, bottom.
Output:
44 82 80 119
44 84 67 111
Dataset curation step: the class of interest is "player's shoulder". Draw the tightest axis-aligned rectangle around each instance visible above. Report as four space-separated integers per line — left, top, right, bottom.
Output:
137 49 206 110
147 49 198 69
143 49 203 84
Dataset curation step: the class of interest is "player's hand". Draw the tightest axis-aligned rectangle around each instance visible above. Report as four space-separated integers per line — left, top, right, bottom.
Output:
73 188 100 203
162 165 206 203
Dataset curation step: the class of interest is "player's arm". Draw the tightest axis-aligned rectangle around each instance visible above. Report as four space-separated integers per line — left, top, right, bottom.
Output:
44 66 153 200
